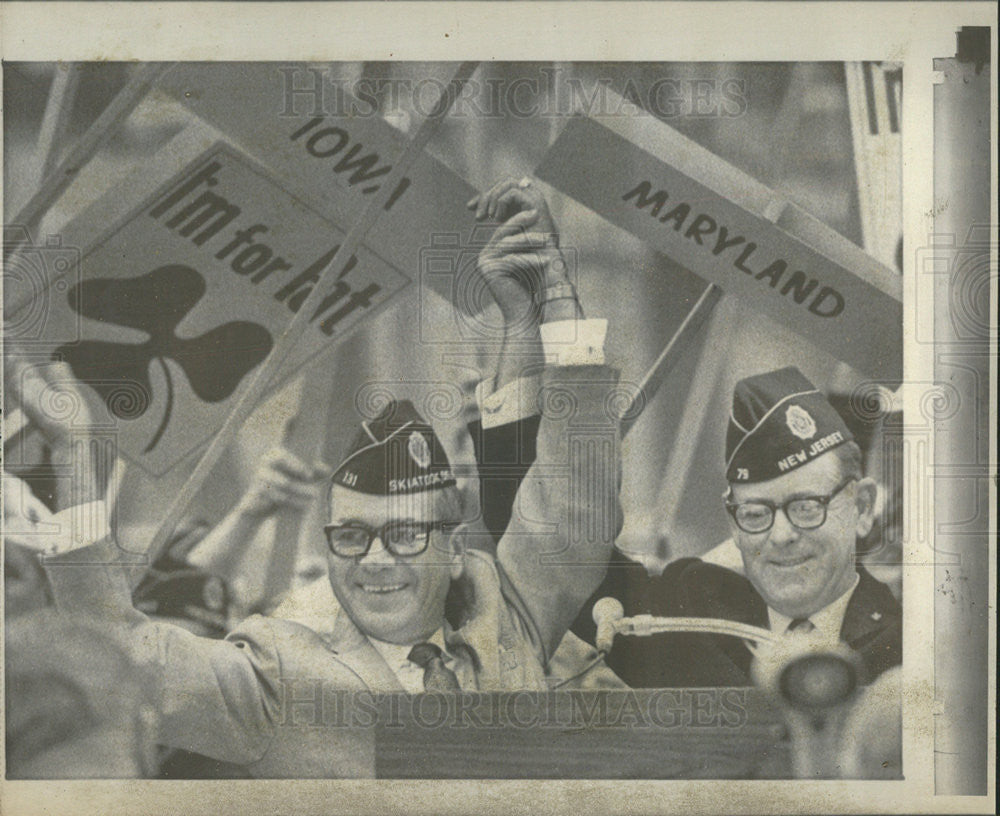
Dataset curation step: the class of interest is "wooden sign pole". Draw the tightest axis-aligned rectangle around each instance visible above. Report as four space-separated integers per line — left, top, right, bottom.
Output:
134 62 480 580
620 283 723 436
35 65 81 186
5 63 172 258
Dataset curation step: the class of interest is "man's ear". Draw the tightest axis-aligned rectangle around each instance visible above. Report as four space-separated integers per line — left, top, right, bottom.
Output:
854 477 879 538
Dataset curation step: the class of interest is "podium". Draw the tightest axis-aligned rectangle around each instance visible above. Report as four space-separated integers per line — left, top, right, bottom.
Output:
371 690 791 779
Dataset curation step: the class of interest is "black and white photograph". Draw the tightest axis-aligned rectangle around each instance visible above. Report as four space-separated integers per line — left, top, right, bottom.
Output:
1 4 995 814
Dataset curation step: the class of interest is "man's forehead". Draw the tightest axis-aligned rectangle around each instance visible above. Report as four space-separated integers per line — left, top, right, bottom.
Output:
730 450 841 501
328 484 451 523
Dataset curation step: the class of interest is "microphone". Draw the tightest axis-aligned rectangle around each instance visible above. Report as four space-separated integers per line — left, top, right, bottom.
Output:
550 597 624 689
752 636 863 778
592 597 625 654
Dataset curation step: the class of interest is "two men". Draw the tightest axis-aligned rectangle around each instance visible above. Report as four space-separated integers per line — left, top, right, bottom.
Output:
34 179 624 777
7 169 902 780
576 366 901 688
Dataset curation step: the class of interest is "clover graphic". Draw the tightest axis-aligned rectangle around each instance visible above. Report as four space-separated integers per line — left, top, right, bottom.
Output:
56 264 274 453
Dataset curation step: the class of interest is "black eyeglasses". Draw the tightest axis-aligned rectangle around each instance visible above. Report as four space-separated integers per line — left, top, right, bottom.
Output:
323 521 453 558
725 478 856 534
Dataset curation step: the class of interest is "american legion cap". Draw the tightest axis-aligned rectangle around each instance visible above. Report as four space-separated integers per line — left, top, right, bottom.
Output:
725 366 853 484
332 399 457 495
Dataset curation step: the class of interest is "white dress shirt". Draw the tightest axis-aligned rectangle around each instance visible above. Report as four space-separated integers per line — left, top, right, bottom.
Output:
366 628 464 694
767 571 861 639
476 318 608 428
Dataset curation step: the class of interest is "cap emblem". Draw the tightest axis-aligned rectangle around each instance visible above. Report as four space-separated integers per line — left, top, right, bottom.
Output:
785 404 817 441
408 431 432 468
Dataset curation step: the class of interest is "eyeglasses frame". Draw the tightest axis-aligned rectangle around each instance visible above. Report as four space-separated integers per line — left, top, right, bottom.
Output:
322 520 456 559
724 476 857 534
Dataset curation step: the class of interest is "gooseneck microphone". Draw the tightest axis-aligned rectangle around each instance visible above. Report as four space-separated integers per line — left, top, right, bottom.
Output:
592 597 625 654
587 597 875 778
590 597 775 652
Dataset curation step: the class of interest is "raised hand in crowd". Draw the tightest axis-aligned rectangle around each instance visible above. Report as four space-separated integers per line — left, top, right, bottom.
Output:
4 352 112 511
178 447 330 616
232 447 330 521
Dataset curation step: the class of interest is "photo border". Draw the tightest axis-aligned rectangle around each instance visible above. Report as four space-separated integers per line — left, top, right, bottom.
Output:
1 3 995 814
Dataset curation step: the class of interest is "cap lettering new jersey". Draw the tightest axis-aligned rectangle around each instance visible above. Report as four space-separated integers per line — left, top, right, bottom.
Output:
725 366 853 483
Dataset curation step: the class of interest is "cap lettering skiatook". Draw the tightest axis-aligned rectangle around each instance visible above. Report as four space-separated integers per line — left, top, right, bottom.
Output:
331 399 457 496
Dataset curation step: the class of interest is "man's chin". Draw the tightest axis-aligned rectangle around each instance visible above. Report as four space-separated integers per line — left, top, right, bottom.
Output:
347 603 423 644
758 583 820 617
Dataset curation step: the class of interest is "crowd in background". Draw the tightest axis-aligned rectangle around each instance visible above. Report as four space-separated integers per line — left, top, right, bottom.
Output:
4 62 902 778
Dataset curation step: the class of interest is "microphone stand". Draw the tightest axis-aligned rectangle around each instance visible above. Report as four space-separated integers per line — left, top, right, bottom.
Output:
594 604 867 778
606 614 776 646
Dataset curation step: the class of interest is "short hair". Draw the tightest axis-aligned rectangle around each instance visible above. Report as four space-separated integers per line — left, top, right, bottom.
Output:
832 440 864 482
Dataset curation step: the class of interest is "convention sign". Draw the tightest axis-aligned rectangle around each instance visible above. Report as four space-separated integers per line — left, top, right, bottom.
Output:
536 106 903 380
27 142 408 474
156 63 483 310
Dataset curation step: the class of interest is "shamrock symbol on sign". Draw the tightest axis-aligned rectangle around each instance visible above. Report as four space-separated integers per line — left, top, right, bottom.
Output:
56 264 273 453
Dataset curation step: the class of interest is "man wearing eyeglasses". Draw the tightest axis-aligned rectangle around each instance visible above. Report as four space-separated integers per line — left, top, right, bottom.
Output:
578 366 901 688
38 177 624 776
316 391 591 695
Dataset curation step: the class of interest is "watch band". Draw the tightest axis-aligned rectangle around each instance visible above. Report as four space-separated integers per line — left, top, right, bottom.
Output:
541 280 577 304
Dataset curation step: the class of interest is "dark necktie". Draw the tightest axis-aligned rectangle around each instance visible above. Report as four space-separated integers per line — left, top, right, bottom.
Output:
407 642 461 692
787 617 816 635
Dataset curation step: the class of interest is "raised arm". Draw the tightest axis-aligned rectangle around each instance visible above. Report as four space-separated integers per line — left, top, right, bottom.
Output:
465 178 547 545
44 536 282 764
182 446 329 616
469 178 622 661
5 353 281 766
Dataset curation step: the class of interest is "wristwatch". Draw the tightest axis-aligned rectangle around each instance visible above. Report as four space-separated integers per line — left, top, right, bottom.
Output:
540 279 577 304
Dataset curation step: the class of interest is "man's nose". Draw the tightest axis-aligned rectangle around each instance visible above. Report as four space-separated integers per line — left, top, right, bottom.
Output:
359 536 396 566
769 507 800 545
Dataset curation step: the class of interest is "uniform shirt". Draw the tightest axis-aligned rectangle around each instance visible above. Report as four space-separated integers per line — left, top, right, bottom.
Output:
767 571 860 639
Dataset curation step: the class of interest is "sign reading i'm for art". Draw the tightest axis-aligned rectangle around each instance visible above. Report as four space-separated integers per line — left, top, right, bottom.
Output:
38 143 408 474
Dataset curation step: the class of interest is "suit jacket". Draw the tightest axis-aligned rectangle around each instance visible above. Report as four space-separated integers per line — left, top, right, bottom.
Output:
574 554 901 688
44 363 622 777
466 411 626 690
467 413 541 545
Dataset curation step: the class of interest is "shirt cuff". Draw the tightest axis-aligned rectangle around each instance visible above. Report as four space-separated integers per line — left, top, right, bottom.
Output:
37 501 111 557
540 318 607 366
475 374 542 429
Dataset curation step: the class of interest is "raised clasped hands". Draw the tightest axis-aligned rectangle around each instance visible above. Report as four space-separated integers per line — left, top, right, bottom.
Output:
468 177 573 325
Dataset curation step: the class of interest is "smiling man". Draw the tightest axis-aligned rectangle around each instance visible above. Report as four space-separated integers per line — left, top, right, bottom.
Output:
719 368 894 647
324 407 466 665
314 395 568 694
580 366 901 688
35 178 623 776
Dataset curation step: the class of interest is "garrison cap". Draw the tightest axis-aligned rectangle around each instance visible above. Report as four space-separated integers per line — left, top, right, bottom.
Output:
725 366 853 483
332 399 456 496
